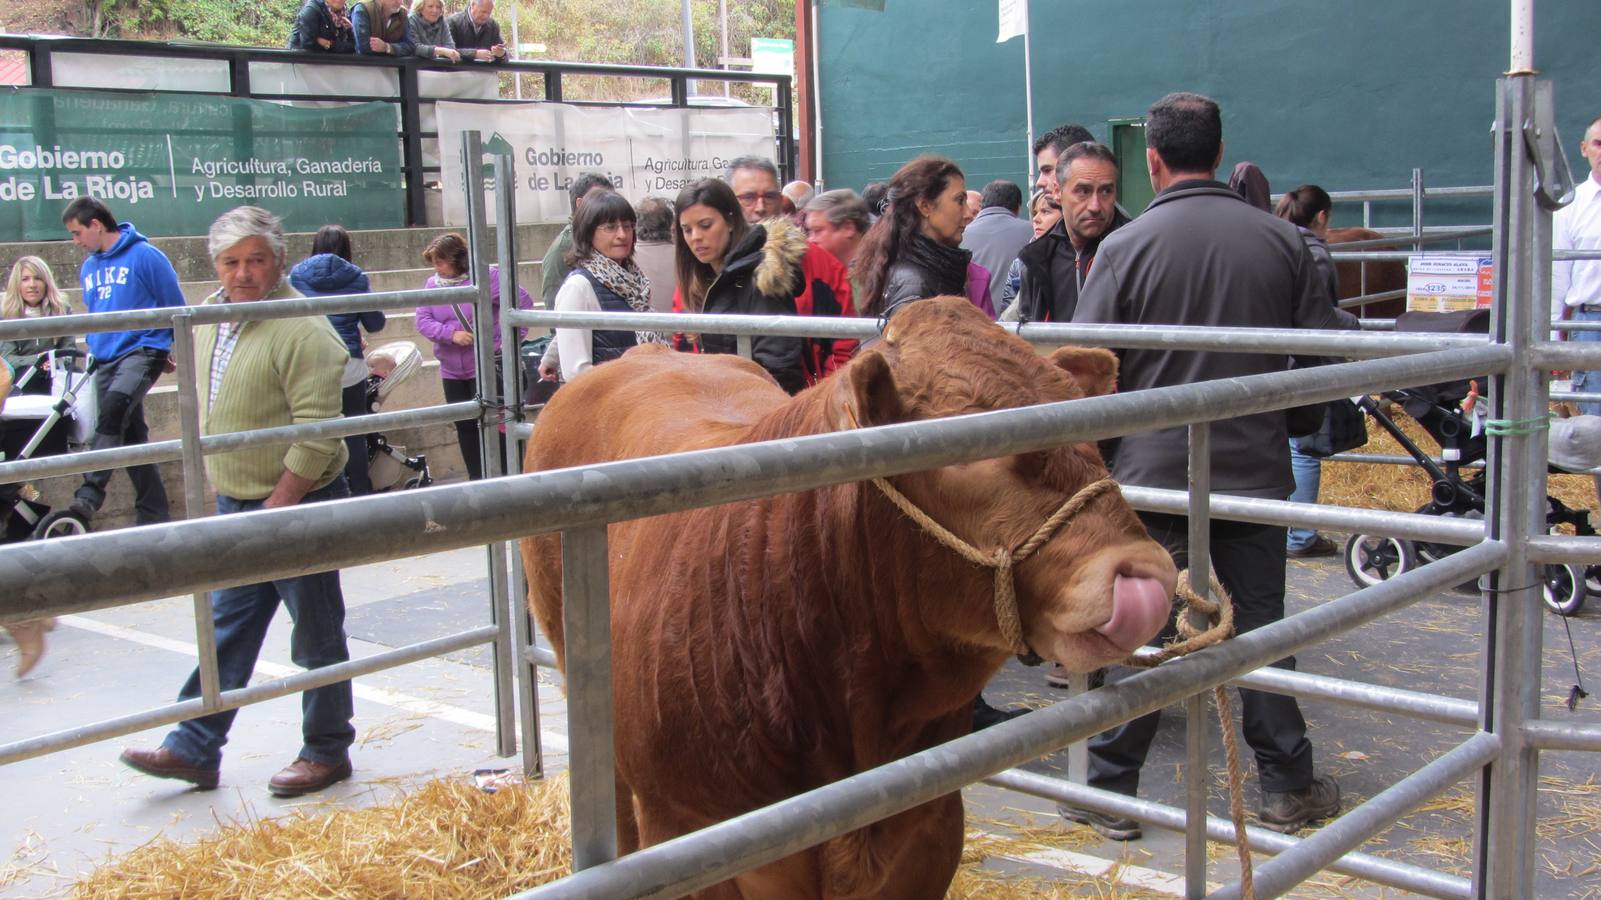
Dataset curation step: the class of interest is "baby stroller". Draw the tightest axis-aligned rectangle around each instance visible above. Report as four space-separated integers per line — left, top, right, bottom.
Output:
1 349 96 542
1342 310 1599 616
362 341 433 493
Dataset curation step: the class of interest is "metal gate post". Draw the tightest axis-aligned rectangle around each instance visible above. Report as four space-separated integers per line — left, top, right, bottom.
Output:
491 150 547 778
562 525 619 869
1184 422 1212 896
171 311 221 708
1412 167 1426 251
463 131 518 758
1476 74 1547 899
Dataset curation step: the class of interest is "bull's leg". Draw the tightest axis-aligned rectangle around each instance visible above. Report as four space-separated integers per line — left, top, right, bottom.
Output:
520 532 567 672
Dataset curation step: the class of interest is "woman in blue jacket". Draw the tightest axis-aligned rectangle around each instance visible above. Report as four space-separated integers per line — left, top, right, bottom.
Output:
289 224 385 494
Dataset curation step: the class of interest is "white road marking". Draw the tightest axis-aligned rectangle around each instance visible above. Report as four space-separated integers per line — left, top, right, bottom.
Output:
970 829 1204 895
58 614 569 755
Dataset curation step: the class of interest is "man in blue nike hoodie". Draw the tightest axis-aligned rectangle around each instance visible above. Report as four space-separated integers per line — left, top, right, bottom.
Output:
61 198 182 524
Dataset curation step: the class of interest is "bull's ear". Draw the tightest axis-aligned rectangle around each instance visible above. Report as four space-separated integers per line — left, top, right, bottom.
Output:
840 349 906 429
1049 346 1118 397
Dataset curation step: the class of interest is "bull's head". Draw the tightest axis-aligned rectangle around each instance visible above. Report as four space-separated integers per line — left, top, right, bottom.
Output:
834 298 1177 671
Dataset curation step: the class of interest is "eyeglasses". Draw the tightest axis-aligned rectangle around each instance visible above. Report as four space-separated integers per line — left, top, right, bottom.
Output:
596 222 636 234
735 191 783 207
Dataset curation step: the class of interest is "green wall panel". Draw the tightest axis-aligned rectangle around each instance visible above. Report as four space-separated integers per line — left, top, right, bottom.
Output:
817 1 1601 228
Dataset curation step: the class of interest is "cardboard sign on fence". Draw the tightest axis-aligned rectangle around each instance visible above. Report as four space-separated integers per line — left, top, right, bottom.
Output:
1407 255 1494 312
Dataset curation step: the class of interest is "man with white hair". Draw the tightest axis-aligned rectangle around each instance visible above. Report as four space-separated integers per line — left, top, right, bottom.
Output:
447 0 507 61
119 206 357 798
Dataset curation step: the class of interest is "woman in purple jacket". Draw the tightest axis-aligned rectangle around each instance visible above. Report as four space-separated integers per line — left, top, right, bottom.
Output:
416 232 531 480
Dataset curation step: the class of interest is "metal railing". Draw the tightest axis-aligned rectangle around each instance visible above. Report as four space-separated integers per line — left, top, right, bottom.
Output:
0 135 524 767
0 34 795 227
4 74 1598 897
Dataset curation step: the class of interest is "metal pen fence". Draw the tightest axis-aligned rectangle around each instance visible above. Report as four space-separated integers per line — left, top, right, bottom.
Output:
0 134 522 767
3 73 1599 898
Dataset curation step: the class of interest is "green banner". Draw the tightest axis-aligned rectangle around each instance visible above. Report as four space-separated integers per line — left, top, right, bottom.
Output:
0 89 402 241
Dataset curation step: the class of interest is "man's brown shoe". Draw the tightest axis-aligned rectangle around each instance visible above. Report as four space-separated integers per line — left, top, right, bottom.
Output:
268 757 352 797
119 747 220 790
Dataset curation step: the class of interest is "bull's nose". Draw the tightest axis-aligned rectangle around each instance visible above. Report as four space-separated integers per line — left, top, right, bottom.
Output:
1094 574 1173 652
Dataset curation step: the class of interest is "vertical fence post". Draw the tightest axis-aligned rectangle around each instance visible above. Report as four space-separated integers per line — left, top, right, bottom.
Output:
1475 74 1545 899
401 65 427 227
562 525 619 869
171 311 221 708
1184 422 1212 896
1412 167 1426 251
463 130 517 757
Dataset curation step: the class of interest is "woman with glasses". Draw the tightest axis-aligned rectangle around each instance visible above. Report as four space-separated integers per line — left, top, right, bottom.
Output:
552 192 659 381
672 178 856 394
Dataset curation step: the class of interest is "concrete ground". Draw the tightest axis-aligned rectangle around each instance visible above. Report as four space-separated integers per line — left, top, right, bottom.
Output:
3 529 1599 898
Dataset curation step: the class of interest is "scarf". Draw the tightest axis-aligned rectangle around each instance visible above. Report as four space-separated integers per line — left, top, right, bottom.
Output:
582 254 664 345
900 232 971 298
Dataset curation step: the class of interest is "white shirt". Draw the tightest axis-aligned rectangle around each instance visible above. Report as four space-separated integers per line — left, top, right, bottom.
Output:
552 271 601 382
1552 173 1601 321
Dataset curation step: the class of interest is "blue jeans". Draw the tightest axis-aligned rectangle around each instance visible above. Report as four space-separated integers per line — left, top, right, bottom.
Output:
1286 437 1323 550
162 477 355 769
1571 307 1601 417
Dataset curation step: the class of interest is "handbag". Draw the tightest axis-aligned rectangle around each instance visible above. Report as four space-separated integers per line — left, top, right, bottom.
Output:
1286 354 1330 438
1297 397 1368 458
449 303 505 397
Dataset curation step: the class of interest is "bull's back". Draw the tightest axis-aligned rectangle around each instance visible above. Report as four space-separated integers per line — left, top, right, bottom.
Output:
520 344 790 670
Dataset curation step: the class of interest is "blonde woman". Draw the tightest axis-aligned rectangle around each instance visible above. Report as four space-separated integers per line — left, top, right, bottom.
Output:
1 256 74 394
408 0 462 62
0 256 73 677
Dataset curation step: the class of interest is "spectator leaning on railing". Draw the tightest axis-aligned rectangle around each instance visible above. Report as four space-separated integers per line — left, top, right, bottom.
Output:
447 0 507 62
287 0 355 53
351 0 413 56
408 0 462 63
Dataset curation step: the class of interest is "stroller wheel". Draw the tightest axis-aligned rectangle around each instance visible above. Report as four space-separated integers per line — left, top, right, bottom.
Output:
33 509 89 540
1543 564 1587 617
1344 534 1416 589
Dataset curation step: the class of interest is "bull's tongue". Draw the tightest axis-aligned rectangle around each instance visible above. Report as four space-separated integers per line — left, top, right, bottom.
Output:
1094 575 1174 652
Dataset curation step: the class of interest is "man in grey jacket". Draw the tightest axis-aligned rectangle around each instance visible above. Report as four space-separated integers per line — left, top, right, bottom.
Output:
1067 92 1357 840
960 180 1034 302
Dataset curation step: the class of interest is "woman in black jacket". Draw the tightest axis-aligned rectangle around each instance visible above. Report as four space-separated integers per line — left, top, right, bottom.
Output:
672 178 848 394
854 155 979 319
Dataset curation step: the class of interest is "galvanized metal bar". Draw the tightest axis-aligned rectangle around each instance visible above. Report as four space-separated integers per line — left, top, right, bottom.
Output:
1531 341 1601 368
1228 665 1478 727
1477 74 1545 899
1330 250 1477 262
1521 719 1601 752
0 625 498 767
1523 533 1601 564
512 543 1504 900
524 644 559 668
988 768 1470 899
1184 422 1211 896
1330 227 1493 251
0 287 478 342
1325 451 1484 469
1413 167 1426 250
1214 731 1500 900
735 332 753 359
0 402 478 484
1124 486 1486 547
474 149 516 759
510 308 1483 359
0 348 1509 622
1 348 1508 622
562 526 618 870
492 150 541 776
1552 249 1601 261
1337 288 1407 309
170 313 222 710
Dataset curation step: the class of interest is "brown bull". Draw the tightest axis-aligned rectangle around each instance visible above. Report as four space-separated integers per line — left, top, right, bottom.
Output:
1328 226 1407 318
522 298 1177 899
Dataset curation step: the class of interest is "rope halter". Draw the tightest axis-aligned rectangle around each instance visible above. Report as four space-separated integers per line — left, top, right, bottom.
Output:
867 473 1121 657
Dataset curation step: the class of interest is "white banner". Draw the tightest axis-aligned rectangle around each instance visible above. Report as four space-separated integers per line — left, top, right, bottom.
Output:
435 102 776 226
997 0 1028 43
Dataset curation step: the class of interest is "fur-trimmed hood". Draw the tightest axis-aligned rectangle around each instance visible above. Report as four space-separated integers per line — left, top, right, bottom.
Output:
723 216 807 299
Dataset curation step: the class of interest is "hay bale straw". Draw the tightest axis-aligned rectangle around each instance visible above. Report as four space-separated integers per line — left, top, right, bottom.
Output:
75 776 1171 898
74 777 573 899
